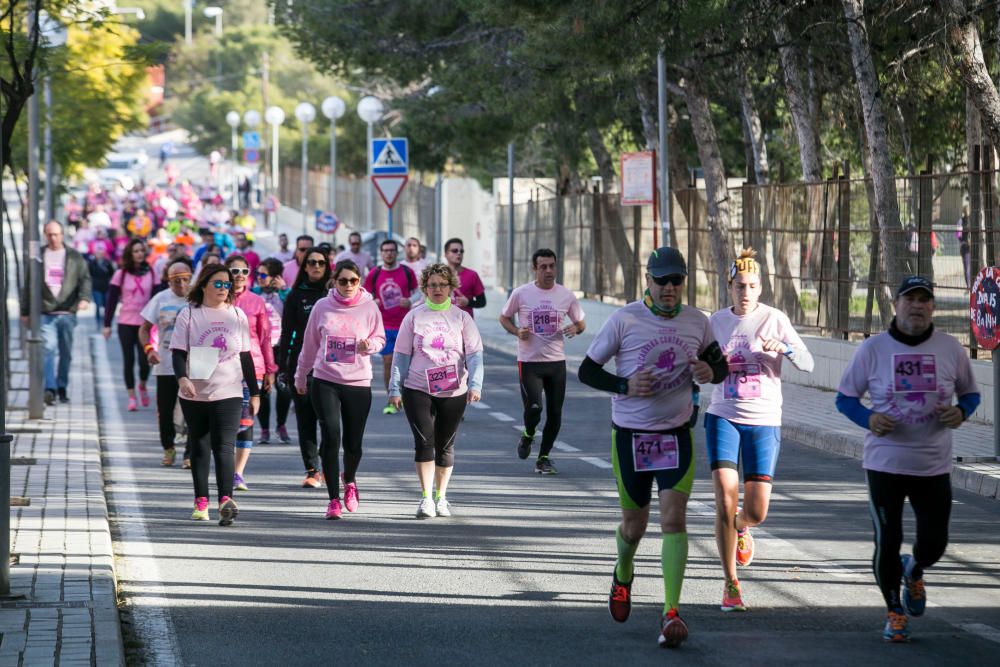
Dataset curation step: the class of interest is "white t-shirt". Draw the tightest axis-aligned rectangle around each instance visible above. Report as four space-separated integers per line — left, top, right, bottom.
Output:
43 248 66 296
140 291 188 376
170 304 251 401
335 249 373 278
401 258 428 275
586 302 716 431
838 329 978 476
501 282 585 363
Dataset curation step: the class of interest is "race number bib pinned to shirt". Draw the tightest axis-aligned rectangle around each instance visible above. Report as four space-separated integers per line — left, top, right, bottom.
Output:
893 354 937 392
325 336 357 364
725 363 761 399
632 433 679 472
532 309 560 335
426 364 459 394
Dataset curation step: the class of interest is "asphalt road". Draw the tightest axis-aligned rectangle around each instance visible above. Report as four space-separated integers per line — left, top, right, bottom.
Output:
92 321 1000 666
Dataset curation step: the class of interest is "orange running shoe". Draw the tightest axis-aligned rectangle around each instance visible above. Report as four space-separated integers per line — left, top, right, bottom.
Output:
721 579 747 612
736 526 754 567
608 569 632 623
302 471 322 488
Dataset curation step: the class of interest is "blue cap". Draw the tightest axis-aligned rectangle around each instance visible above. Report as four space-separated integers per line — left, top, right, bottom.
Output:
896 276 934 298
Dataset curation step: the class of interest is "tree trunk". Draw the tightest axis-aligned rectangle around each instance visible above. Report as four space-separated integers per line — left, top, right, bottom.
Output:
843 0 911 287
941 0 1000 151
773 16 823 182
739 69 769 185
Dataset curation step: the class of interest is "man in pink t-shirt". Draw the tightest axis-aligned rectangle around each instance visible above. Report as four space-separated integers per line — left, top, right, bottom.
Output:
334 231 374 279
443 237 485 317
499 248 585 474
282 234 314 286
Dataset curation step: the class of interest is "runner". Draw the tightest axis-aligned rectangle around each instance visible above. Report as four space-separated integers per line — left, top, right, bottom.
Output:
388 263 484 518
252 258 291 444
578 247 727 648
363 239 419 415
401 236 428 275
103 238 156 411
227 255 277 492
835 276 979 642
295 259 385 519
139 258 193 466
499 248 585 475
335 231 374 278
282 234 314 285
278 248 332 488
442 237 485 317
704 248 814 612
171 265 260 526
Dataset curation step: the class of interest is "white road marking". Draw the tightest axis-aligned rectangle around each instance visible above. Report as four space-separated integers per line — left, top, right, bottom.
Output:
580 457 613 469
553 441 581 452
490 412 515 422
469 402 490 410
956 623 1000 645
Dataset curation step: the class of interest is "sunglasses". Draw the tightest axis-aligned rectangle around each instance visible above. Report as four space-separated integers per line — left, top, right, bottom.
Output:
337 277 360 286
256 272 270 280
306 259 327 267
212 280 233 290
448 248 464 254
229 267 251 276
650 274 684 287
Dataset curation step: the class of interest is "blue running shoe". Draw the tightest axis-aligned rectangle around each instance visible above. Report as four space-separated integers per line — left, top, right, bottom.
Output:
901 555 926 617
882 608 910 642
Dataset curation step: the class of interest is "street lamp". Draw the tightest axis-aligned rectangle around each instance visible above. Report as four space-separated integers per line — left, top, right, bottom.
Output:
265 106 285 203
203 6 223 36
226 110 240 208
295 102 316 234
39 10 67 223
321 96 345 216
357 96 384 230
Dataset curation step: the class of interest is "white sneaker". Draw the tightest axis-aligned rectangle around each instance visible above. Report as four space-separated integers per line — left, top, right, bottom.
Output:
436 497 452 517
416 496 436 519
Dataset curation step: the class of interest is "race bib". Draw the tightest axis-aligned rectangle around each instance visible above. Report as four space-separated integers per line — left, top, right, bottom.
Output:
725 363 761 399
325 335 357 364
893 354 936 392
189 346 220 380
531 309 560 335
632 433 679 472
381 281 402 310
426 364 460 394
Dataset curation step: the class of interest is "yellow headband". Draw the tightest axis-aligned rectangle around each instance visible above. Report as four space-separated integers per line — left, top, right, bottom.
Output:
729 257 760 282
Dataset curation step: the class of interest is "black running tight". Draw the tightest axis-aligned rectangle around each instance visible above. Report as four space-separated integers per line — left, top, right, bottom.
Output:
180 397 242 500
119 324 150 390
310 378 372 500
401 388 467 468
518 360 566 457
155 375 179 451
293 380 320 472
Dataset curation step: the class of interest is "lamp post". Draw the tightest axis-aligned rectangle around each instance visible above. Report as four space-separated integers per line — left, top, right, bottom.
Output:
225 110 240 208
243 110 261 210
321 96 345 216
265 106 285 206
295 102 316 234
184 0 192 45
204 6 223 80
39 10 67 223
357 96 384 231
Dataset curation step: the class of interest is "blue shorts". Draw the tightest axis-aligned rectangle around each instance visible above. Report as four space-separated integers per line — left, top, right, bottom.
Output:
704 413 780 482
381 328 398 356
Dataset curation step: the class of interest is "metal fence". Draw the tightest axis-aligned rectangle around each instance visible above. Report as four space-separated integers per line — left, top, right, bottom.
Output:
497 167 1000 353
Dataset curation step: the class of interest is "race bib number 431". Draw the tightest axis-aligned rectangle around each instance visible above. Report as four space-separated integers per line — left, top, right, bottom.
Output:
632 433 679 472
893 353 937 392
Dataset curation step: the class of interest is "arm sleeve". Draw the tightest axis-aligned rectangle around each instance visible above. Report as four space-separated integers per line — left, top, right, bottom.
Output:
698 341 729 384
578 355 628 395
389 352 411 398
172 349 188 379
103 285 122 328
958 393 981 420
470 292 486 309
835 392 872 430
466 350 484 393
241 351 260 395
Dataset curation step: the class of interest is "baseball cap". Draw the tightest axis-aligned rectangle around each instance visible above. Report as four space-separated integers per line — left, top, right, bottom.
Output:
646 247 687 278
895 275 934 298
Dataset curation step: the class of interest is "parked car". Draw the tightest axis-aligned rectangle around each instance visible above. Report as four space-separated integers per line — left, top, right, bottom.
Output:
96 152 148 188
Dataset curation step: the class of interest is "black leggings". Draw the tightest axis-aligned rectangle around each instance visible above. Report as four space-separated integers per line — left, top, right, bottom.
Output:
180 397 242 500
402 387 467 468
156 375 179 451
294 378 320 472
119 324 150 390
866 469 952 610
258 384 292 431
310 378 372 500
518 361 567 457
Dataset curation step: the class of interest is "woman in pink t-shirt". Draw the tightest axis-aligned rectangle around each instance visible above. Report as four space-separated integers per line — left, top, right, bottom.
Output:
103 238 156 411
388 264 484 519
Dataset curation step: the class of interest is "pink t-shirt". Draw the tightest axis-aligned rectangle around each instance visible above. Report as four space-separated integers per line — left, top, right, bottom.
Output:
43 248 66 296
452 267 485 317
395 304 484 398
335 249 373 278
233 289 277 377
294 289 386 389
501 282 585 362
706 304 808 425
282 258 301 286
586 302 716 431
110 269 156 326
364 265 417 330
838 330 978 476
169 304 250 401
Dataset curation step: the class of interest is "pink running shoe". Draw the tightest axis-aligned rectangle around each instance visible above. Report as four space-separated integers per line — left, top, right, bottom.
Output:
127 396 138 412
344 482 359 512
325 498 343 520
138 385 150 407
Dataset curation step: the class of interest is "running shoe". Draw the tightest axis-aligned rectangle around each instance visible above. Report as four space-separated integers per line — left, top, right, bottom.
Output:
277 425 291 443
258 429 270 445
181 458 191 469
173 433 186 446
882 609 910 642
517 432 533 459
535 456 557 475
161 448 177 467
436 497 451 517
191 497 210 521
138 385 150 407
416 496 436 519
383 403 398 415
721 580 747 612
325 498 343 520
736 526 754 567
127 397 138 412
44 390 56 406
233 473 249 492
658 608 688 648
608 568 633 623
302 470 322 488
57 388 69 404
344 482 360 512
218 496 239 526
901 555 926 617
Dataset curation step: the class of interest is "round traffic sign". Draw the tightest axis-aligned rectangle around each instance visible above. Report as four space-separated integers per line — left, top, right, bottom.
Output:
971 266 1000 350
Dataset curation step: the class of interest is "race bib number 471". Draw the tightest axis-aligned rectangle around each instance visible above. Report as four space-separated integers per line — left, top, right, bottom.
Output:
631 433 679 472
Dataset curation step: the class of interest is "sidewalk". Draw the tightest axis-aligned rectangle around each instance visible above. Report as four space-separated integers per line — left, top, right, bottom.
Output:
473 313 1000 501
1 319 123 667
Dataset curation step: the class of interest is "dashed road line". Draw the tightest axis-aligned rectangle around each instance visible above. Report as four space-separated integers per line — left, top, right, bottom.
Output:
580 456 613 469
553 441 581 453
490 412 515 422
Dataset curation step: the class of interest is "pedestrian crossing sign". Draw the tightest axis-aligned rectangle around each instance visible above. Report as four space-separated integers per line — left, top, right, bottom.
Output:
371 138 408 175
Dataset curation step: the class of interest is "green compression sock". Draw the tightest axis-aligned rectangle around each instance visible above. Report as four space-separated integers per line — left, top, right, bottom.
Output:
615 526 639 582
661 532 689 613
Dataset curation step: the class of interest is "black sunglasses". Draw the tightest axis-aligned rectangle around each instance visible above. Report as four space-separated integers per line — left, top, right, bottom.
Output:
212 280 233 290
306 259 327 267
650 274 684 287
